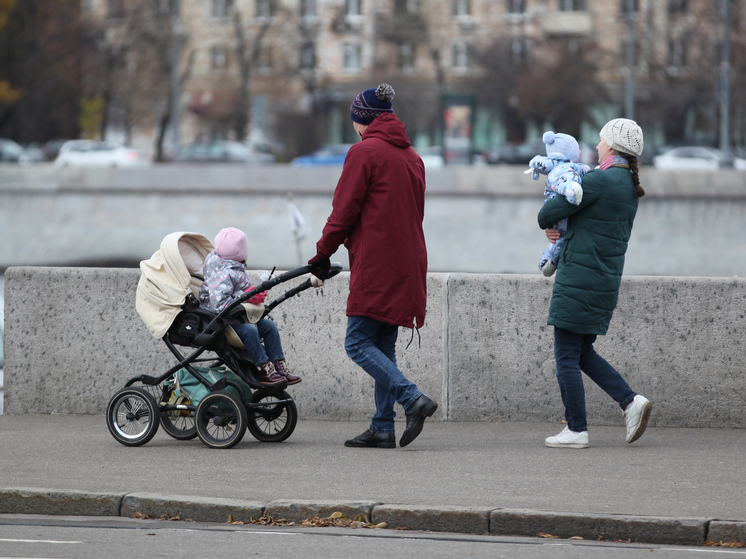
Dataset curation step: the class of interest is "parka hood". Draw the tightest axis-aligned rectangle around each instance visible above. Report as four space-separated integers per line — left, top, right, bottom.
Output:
363 113 411 148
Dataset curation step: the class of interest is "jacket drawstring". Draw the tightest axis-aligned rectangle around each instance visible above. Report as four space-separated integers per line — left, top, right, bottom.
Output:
406 317 422 350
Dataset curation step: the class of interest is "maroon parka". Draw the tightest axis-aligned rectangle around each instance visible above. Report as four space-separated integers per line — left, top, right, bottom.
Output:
315 113 428 328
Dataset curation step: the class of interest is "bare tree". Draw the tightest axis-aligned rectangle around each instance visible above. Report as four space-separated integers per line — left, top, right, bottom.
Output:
232 2 277 142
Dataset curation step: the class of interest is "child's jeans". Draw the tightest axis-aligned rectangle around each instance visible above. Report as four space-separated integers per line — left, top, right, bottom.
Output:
232 318 284 366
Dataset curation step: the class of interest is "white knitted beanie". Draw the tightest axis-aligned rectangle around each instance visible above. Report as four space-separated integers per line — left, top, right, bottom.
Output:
600 118 644 157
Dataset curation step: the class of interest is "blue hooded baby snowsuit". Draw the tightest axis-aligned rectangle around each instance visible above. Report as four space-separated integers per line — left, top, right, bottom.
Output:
528 131 589 276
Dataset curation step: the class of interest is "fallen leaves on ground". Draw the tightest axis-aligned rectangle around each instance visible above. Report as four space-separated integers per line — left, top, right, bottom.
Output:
130 512 195 522
301 512 387 529
228 511 386 529
705 540 746 548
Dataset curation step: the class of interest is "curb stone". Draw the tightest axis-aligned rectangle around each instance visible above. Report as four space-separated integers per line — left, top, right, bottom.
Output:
263 500 380 524
708 521 746 544
373 504 492 534
2 487 745 547
0 487 122 517
490 508 708 546
120 493 266 524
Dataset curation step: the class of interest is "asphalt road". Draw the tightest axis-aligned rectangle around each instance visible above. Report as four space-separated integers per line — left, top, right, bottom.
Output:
1 514 743 559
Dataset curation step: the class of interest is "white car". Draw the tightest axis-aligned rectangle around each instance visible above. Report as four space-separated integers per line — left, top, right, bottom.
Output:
54 140 146 168
652 146 724 171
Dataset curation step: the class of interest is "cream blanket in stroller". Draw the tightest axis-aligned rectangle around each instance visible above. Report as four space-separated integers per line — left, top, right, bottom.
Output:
136 232 214 339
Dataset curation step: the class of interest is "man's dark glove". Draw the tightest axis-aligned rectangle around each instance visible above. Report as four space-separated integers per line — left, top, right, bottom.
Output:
308 254 331 280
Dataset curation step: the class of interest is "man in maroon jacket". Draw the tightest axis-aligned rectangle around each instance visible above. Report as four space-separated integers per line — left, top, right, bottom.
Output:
309 83 437 448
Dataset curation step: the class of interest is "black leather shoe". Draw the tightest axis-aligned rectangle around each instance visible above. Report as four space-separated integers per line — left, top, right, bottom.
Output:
344 429 396 448
399 395 438 447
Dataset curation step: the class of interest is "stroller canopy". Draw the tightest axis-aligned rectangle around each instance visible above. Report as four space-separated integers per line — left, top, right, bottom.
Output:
136 232 214 339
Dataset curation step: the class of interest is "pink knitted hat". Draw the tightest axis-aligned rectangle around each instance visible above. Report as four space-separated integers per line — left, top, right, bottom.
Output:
214 227 248 262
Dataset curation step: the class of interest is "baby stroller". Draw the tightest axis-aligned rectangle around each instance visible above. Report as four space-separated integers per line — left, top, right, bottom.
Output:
106 232 340 449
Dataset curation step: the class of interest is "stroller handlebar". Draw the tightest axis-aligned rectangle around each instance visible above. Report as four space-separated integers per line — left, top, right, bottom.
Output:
217 262 343 321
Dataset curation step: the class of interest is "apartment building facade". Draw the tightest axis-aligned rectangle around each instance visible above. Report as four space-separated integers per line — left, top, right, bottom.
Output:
83 0 743 159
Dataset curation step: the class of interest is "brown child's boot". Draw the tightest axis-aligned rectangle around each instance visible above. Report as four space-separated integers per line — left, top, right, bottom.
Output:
257 361 288 388
273 359 302 385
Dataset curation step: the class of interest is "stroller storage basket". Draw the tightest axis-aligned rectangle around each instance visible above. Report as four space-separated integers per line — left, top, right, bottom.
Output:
174 366 253 407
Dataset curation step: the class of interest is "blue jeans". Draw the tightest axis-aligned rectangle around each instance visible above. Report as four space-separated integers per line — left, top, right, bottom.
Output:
553 327 636 432
233 318 284 366
344 316 422 433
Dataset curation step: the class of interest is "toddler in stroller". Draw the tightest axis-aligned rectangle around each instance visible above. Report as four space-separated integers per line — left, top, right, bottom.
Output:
200 227 300 388
106 231 340 449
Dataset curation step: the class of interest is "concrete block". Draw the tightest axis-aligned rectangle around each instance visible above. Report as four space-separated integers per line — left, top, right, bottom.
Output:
708 521 746 544
3 267 165 415
282 272 444 422
0 487 122 516
120 493 265 524
264 499 379 524
445 273 557 423
373 504 491 534
445 274 746 428
489 508 708 546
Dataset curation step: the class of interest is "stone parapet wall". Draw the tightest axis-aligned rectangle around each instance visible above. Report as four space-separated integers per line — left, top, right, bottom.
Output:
4 267 744 427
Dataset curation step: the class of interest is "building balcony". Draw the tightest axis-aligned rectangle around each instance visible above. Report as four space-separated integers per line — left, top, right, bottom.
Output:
540 11 592 36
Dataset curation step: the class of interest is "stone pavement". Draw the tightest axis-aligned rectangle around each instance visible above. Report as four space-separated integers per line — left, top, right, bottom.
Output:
0 415 744 546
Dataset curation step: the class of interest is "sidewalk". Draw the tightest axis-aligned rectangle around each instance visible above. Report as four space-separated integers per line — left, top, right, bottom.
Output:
1 415 744 546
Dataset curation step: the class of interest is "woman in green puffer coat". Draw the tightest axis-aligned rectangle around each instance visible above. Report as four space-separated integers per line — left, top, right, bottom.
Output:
538 118 653 450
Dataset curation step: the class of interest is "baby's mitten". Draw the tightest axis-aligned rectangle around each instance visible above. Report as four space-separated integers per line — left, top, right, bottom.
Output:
245 286 267 304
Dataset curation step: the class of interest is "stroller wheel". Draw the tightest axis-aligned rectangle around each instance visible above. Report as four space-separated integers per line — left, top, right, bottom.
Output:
247 389 298 443
160 406 197 440
106 387 160 447
195 391 248 449
129 378 197 440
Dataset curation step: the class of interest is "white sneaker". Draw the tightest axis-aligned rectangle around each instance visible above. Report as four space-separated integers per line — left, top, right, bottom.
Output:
545 426 589 449
624 395 653 443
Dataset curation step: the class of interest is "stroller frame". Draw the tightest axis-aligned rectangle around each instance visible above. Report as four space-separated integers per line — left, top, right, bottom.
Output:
107 261 341 449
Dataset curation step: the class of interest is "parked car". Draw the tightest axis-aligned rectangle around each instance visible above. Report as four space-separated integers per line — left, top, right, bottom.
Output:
54 140 145 168
173 141 274 164
484 139 546 165
42 139 73 161
732 148 746 172
19 142 46 164
0 138 24 162
415 146 445 169
290 144 352 166
652 146 727 171
485 138 597 167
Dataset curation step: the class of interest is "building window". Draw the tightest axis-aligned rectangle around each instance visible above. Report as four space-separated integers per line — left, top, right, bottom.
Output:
211 46 228 69
394 0 419 13
256 0 273 19
453 0 471 16
343 43 361 71
452 41 468 70
668 0 687 14
300 0 317 18
507 0 525 14
300 43 315 69
399 43 414 72
211 0 233 19
510 38 527 65
107 0 124 18
345 0 361 16
559 0 586 10
667 38 687 68
619 0 638 14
